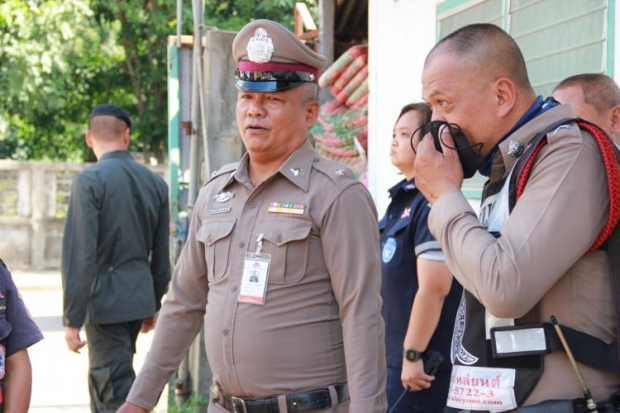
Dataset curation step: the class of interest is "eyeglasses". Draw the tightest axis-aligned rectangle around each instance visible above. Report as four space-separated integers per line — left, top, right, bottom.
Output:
235 69 316 83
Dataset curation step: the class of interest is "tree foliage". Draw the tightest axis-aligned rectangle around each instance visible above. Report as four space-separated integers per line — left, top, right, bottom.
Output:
0 0 318 161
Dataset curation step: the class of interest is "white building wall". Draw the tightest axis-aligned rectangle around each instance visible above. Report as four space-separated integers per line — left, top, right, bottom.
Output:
367 0 436 214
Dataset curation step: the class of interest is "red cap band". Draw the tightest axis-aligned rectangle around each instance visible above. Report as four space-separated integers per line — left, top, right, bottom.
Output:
238 61 319 79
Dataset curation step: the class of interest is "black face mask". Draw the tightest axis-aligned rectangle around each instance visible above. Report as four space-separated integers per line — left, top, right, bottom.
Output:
425 120 484 179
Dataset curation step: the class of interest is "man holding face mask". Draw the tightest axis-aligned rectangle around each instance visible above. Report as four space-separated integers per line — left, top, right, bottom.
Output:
414 23 620 412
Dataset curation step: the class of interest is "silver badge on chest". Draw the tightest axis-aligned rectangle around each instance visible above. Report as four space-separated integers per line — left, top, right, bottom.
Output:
247 28 274 63
214 191 235 203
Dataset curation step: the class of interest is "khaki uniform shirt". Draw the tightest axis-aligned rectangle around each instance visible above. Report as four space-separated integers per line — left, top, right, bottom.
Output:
429 105 620 405
127 140 387 412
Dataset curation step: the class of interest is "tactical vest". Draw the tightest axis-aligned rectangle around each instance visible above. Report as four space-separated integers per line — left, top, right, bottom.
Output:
446 119 620 412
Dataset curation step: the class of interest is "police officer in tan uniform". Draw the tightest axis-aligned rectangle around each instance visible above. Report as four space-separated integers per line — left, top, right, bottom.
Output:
552 73 620 148
117 19 387 413
414 24 620 411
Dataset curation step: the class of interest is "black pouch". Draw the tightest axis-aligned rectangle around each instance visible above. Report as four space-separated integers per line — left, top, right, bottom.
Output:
423 349 445 376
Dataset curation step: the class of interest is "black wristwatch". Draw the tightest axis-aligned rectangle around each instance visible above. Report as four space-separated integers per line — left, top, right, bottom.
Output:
403 348 424 362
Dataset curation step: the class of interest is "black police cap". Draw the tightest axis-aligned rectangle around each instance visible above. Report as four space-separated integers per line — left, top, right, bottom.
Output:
89 104 132 128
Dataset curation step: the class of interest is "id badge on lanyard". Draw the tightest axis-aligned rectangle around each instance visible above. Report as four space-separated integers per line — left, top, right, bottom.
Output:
238 233 271 305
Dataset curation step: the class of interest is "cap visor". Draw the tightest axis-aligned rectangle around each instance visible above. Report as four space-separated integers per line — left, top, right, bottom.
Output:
235 80 304 92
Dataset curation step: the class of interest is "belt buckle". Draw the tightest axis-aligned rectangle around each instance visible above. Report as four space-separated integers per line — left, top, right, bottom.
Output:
231 396 248 413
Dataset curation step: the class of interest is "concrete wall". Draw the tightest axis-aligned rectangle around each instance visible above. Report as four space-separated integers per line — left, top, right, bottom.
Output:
0 160 167 270
367 1 436 215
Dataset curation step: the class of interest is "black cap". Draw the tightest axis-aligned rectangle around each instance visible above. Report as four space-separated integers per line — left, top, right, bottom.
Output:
89 104 132 128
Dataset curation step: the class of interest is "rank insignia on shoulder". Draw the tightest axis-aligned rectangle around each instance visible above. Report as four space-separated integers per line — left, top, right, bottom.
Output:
267 202 306 215
401 207 411 219
507 141 524 158
214 191 235 203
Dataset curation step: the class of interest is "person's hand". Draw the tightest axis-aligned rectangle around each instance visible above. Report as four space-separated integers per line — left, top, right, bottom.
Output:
65 326 87 354
413 126 464 204
141 313 158 333
116 401 150 413
401 359 434 391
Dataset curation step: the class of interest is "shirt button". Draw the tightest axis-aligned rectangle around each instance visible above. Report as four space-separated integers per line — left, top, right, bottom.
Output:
207 235 212 242
223 329 229 336
276 234 282 242
231 285 237 292
249 202 257 209
239 242 245 248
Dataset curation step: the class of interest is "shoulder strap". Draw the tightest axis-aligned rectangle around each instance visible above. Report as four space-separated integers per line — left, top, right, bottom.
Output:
508 118 572 212
511 118 620 252
576 120 620 252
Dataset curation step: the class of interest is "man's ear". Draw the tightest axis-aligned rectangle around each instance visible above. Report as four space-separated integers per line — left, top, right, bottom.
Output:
85 130 94 148
305 100 320 127
494 77 517 118
609 105 620 134
122 128 130 147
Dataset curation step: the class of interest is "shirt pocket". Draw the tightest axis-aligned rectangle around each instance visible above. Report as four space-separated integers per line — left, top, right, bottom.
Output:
259 218 312 285
381 219 408 267
197 218 236 282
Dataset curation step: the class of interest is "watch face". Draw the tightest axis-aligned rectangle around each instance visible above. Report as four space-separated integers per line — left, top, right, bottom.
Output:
404 348 422 361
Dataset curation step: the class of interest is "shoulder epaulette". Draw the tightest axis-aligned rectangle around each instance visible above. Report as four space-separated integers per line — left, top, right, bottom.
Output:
203 162 239 187
312 157 359 188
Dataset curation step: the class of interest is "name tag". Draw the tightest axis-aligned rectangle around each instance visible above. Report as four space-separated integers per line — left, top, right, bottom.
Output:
209 206 232 215
238 252 271 305
447 365 517 412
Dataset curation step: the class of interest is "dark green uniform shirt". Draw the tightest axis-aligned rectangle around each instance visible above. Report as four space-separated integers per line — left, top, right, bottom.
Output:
62 150 171 327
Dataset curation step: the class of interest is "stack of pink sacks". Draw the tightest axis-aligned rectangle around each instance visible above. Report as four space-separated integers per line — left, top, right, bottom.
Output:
310 44 369 181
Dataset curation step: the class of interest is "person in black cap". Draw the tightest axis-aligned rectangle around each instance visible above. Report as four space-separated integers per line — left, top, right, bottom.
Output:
119 19 387 413
62 104 171 413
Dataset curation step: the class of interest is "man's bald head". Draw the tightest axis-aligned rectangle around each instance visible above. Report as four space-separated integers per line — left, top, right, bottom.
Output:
426 23 533 93
553 73 620 115
552 73 620 146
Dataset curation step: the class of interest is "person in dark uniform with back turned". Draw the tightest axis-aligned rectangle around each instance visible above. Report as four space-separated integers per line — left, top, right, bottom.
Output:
380 102 462 412
117 19 386 413
0 260 43 413
61 104 171 413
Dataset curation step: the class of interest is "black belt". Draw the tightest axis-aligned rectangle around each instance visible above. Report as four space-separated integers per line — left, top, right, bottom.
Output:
212 383 349 413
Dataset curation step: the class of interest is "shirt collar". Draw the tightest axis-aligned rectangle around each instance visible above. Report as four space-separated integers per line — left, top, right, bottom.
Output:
496 103 574 173
218 139 317 193
388 178 416 198
99 150 132 161
479 96 559 176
